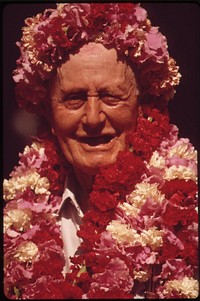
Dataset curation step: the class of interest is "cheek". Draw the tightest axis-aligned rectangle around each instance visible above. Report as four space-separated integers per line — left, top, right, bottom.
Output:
52 106 82 135
105 104 138 131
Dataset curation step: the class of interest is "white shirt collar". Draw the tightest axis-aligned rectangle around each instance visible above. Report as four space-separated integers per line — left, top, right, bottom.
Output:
59 175 84 218
58 174 83 273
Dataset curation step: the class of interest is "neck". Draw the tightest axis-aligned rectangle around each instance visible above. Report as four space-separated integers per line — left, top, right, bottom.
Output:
73 168 96 213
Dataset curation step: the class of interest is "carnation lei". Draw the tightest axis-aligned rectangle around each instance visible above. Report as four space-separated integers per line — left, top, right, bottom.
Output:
4 2 198 299
3 102 198 299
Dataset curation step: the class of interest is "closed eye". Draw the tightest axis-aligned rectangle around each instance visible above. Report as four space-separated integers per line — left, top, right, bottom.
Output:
99 91 121 106
61 91 87 109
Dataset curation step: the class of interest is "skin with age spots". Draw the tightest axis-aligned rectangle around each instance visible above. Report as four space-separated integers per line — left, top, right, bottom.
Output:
51 43 140 198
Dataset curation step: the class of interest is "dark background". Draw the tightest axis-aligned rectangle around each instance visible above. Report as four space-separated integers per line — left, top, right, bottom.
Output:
3 2 200 179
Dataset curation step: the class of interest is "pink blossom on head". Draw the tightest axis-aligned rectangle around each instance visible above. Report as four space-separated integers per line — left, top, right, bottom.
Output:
145 27 168 61
134 5 147 22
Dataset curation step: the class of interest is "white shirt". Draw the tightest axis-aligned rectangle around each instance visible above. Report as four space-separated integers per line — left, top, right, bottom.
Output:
58 176 84 272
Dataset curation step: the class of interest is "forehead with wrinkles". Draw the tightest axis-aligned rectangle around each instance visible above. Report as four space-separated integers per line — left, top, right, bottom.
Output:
53 42 138 95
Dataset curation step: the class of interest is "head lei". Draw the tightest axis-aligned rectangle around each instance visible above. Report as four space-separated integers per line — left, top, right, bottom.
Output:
13 3 181 117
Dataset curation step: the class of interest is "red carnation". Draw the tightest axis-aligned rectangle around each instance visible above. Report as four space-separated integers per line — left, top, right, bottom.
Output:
127 104 171 160
77 221 101 249
161 179 197 201
162 202 198 227
177 229 198 266
159 239 181 262
22 278 83 299
33 251 65 280
90 190 119 212
94 150 145 195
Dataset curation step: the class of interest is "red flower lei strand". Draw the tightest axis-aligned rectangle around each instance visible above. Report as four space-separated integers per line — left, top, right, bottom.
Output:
65 104 198 299
3 104 198 299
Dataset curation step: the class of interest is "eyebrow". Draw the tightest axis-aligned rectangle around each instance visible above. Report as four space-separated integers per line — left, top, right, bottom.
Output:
60 88 87 95
58 81 133 99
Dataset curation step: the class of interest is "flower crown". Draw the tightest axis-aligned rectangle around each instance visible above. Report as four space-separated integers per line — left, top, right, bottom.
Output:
13 3 181 117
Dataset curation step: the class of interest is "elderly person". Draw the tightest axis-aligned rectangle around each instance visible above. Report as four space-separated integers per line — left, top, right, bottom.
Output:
3 3 198 299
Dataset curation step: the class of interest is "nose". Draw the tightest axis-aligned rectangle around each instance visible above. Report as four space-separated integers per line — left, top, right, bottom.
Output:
82 96 106 128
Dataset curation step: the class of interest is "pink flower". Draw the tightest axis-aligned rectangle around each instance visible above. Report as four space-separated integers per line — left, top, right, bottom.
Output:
96 231 117 252
145 27 168 60
21 276 83 299
157 259 194 281
159 229 184 262
134 5 147 22
89 258 133 294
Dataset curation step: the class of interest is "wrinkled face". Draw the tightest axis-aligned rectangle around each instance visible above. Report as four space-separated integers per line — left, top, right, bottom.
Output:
51 43 139 175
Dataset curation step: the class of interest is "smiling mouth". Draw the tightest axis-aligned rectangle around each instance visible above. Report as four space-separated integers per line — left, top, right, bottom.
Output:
77 135 115 146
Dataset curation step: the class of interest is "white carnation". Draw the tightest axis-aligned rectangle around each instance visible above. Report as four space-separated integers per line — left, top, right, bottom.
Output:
162 276 199 298
4 209 31 233
118 202 139 217
3 171 50 200
164 165 197 181
168 139 197 161
140 226 163 250
14 241 39 263
107 221 163 250
23 142 45 157
148 151 166 169
106 220 140 245
127 182 165 208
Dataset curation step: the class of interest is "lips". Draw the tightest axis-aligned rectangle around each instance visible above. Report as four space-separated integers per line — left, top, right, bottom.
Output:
77 135 115 146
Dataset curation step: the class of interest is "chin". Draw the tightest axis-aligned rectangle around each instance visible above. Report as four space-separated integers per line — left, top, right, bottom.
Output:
74 153 120 176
